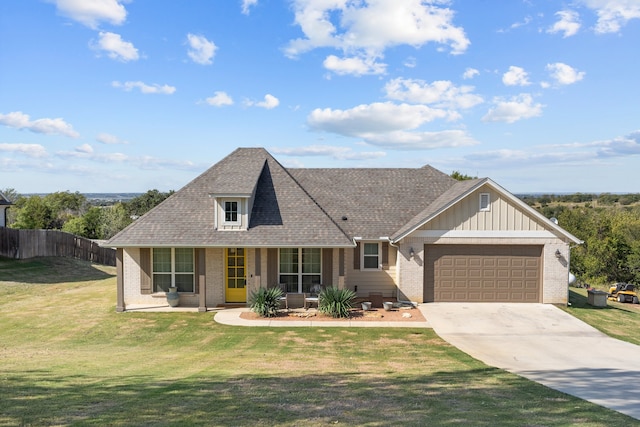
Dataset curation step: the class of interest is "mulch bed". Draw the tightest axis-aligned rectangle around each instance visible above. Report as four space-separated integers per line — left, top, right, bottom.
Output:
240 306 426 322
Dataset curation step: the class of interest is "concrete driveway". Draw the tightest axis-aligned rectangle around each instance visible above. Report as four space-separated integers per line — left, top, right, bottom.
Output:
421 303 640 420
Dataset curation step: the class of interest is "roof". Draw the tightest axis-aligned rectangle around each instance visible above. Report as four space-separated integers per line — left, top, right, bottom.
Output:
0 192 12 206
288 165 456 240
106 148 354 247
106 147 580 248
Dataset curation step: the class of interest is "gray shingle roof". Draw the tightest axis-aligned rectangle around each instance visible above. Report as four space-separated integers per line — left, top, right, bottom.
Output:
288 166 457 240
106 147 466 247
106 148 354 247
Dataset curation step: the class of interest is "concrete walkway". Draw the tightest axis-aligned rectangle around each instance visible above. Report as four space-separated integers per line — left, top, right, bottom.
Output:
422 303 640 421
213 307 431 328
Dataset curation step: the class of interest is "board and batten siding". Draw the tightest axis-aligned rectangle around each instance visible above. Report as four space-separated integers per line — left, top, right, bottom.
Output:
422 187 546 232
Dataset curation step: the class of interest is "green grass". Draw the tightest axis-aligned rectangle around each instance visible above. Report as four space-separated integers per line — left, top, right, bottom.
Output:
563 288 640 346
0 257 636 426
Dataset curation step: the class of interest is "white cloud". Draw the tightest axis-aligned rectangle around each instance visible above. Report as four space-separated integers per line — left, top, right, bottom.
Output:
546 62 586 85
271 145 386 160
547 10 581 37
137 156 201 171
362 129 479 150
0 111 79 138
53 0 128 29
0 143 48 158
455 130 640 169
205 91 234 107
308 102 450 136
579 0 640 33
403 56 417 68
241 0 258 15
186 34 217 65
502 66 530 86
306 102 478 150
285 0 469 72
482 94 544 123
323 55 386 76
595 130 640 157
246 94 279 109
112 81 176 94
75 143 94 154
92 31 139 62
384 78 483 110
57 148 128 162
96 133 129 144
462 68 479 79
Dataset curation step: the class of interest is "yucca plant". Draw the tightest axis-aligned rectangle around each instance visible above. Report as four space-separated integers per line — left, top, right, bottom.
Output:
318 287 356 318
249 287 283 317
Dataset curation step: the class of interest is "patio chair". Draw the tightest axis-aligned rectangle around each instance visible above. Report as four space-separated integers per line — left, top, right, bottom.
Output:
304 284 322 309
286 293 305 309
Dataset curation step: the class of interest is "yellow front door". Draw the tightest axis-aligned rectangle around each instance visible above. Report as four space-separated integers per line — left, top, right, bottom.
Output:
225 248 246 303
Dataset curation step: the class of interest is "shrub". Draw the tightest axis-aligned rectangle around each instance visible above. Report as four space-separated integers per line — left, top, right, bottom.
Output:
249 287 283 317
318 287 356 318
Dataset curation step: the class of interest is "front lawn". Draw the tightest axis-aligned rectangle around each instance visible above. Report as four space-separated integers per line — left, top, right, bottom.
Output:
0 257 635 426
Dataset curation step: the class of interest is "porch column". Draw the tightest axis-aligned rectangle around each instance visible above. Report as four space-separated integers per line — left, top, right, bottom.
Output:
197 248 207 312
116 248 125 312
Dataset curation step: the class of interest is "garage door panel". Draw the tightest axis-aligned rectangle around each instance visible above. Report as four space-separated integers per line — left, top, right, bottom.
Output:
424 245 541 303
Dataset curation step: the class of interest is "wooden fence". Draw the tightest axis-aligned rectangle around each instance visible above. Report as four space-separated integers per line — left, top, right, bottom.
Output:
0 228 116 266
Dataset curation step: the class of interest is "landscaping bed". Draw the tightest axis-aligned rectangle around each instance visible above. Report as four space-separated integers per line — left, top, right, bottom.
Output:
240 305 426 322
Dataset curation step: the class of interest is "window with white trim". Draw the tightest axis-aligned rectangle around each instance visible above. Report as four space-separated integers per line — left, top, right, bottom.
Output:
362 242 381 270
479 193 491 211
224 200 239 224
152 248 194 292
279 248 321 293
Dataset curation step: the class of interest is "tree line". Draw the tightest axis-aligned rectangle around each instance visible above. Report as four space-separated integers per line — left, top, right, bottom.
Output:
1 189 173 240
524 194 640 287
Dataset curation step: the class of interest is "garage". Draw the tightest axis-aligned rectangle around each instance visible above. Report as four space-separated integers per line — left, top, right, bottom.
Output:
424 244 542 303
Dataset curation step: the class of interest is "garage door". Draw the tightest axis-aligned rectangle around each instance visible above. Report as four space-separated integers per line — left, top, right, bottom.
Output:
424 245 542 303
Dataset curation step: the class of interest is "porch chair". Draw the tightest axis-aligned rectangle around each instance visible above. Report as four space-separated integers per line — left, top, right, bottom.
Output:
304 284 322 309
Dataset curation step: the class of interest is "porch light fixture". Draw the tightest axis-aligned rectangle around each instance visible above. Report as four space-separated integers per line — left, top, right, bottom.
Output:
409 247 415 259
555 249 562 258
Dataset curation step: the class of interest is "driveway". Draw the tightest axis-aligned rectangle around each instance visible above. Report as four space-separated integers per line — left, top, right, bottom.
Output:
421 303 640 420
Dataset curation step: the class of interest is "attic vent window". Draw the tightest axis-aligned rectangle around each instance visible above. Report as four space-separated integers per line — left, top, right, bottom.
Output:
479 193 491 211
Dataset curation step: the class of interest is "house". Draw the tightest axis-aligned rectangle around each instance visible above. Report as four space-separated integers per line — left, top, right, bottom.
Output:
106 147 581 312
0 192 12 228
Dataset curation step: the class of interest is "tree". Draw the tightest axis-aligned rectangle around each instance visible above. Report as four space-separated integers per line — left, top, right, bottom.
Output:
450 171 477 181
125 189 174 217
11 196 54 229
82 207 104 239
62 216 87 236
101 203 132 239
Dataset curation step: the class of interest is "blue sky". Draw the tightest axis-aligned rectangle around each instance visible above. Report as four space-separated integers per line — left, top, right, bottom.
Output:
1 0 639 194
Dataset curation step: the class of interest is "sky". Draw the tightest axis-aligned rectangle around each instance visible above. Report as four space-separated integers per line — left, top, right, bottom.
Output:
1 0 639 195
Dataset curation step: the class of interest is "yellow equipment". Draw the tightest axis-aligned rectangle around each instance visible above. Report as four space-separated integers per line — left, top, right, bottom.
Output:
608 283 639 304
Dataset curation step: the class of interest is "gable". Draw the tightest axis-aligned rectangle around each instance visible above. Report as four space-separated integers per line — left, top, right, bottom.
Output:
392 179 581 244
422 185 547 232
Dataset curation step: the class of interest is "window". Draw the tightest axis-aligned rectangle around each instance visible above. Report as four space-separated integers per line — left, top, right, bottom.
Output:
279 248 321 293
152 248 194 292
224 201 239 223
362 242 381 270
479 193 491 211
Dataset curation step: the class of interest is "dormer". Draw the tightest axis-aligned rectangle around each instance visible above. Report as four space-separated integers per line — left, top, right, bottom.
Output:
211 193 252 231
